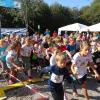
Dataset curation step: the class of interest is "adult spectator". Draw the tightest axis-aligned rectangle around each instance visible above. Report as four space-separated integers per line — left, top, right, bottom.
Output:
44 29 50 36
52 31 57 38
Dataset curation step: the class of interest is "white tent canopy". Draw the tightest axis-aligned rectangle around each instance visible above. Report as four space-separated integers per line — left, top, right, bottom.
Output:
58 23 88 35
80 23 100 32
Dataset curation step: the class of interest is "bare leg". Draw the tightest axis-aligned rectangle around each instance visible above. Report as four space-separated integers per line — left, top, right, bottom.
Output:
82 81 89 100
28 69 31 76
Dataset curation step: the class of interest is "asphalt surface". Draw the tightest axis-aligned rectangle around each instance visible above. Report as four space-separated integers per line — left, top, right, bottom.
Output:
0 69 100 100
2 76 100 100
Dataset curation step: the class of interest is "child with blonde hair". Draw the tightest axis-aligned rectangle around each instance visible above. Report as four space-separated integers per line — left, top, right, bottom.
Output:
6 41 26 84
71 41 100 100
21 37 33 79
41 52 71 100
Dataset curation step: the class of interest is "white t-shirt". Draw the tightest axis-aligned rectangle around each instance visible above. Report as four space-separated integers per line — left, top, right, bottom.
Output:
72 52 93 79
6 50 18 68
21 44 33 57
50 54 56 66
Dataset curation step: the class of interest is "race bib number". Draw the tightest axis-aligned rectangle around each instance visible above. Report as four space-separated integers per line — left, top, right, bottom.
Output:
50 73 63 83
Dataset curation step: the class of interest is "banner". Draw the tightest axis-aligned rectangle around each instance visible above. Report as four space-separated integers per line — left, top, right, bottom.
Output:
1 28 27 35
0 0 21 8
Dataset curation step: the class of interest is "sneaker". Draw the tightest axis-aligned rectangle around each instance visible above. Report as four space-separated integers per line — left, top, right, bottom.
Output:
8 80 13 85
39 72 43 78
73 92 78 97
37 66 41 73
40 78 44 81
28 76 33 82
38 66 41 70
28 76 33 79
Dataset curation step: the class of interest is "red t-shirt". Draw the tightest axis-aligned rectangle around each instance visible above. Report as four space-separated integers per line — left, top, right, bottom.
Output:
58 45 67 52
52 32 57 37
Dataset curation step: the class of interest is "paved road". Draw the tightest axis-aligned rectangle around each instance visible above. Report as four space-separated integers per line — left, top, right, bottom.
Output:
65 76 100 100
4 76 100 100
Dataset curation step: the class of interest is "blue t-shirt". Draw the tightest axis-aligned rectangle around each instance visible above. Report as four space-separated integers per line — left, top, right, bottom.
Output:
97 33 100 39
0 46 8 62
44 31 50 35
67 44 76 56
67 44 76 52
47 65 71 90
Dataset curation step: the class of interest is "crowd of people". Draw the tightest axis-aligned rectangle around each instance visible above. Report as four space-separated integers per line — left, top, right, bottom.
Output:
0 30 100 100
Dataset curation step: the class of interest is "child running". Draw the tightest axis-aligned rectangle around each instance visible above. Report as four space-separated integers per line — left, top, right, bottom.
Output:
6 41 26 84
71 41 100 100
41 52 72 100
21 37 33 79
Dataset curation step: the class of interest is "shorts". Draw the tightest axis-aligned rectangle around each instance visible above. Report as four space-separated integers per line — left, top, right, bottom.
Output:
6 59 22 69
77 74 87 85
22 56 31 69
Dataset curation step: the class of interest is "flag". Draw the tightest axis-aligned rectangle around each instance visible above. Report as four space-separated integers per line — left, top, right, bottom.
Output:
0 0 21 9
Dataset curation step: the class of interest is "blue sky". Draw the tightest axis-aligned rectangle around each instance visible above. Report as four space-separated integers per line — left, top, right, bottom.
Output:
0 0 20 8
44 0 93 9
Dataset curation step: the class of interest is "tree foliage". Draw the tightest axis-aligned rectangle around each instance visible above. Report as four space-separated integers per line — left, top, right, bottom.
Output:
80 0 100 25
0 0 100 33
50 3 73 31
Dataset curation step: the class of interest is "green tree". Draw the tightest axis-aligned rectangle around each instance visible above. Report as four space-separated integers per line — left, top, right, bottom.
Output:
0 7 24 27
80 0 100 25
50 3 73 31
